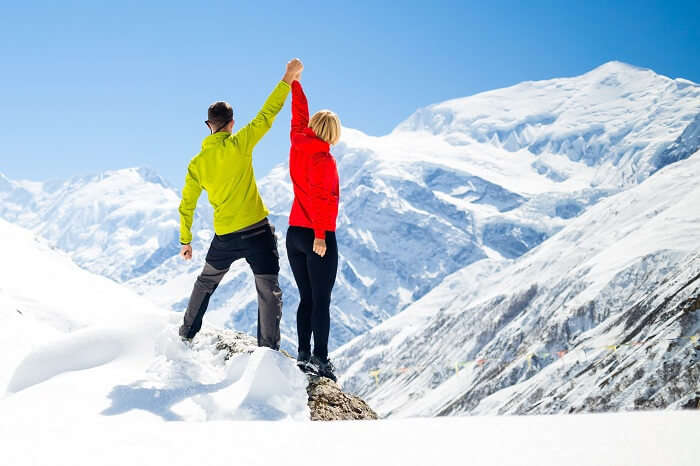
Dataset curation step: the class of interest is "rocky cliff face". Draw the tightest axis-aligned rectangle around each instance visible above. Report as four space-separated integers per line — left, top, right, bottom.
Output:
441 257 700 416
333 150 700 418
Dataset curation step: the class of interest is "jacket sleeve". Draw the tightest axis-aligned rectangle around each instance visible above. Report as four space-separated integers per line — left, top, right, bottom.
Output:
308 153 337 239
291 80 309 137
178 162 202 244
235 80 291 155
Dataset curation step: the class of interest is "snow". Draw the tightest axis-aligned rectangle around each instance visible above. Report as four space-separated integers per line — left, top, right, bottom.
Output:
394 61 700 185
0 62 698 465
160 343 309 422
7 327 129 393
0 407 696 466
334 149 700 417
3 215 696 466
0 167 185 281
0 219 307 424
2 62 699 355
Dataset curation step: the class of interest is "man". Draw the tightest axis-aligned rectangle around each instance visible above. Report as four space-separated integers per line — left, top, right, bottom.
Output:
178 58 304 349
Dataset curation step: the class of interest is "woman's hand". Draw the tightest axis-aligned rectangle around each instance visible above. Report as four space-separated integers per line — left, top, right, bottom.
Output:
313 238 327 257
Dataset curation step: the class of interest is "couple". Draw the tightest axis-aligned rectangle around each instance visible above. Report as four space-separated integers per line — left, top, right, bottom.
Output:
177 58 340 382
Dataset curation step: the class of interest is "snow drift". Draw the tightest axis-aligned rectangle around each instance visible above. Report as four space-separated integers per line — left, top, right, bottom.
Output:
0 219 308 422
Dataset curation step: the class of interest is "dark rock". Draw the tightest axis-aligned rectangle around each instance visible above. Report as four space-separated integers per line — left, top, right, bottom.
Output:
213 329 257 358
680 395 700 410
306 375 378 421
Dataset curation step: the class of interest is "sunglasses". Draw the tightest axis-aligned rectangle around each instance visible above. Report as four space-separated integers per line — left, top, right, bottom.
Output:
205 119 233 134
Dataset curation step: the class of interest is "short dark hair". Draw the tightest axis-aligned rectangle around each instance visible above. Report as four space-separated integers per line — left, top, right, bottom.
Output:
207 101 233 125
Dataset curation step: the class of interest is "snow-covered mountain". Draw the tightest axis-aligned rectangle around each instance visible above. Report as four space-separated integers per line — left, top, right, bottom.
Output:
1 222 696 465
333 149 700 416
396 62 700 185
2 62 699 354
0 167 189 281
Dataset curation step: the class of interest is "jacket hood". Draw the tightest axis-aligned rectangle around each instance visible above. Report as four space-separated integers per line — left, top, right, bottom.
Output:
202 132 231 148
295 127 330 153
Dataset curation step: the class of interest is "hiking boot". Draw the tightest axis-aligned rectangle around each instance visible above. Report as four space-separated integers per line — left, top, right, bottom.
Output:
297 350 313 373
310 355 337 382
178 324 194 343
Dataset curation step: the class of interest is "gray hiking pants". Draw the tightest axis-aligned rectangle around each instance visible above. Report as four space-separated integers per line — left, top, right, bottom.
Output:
178 220 283 349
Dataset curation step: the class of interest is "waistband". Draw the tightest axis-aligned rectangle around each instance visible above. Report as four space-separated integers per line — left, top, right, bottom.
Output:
287 225 336 237
234 217 269 233
216 217 270 239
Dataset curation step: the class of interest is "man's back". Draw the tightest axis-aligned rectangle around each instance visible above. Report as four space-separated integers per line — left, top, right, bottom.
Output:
177 58 302 349
178 80 291 244
190 131 268 236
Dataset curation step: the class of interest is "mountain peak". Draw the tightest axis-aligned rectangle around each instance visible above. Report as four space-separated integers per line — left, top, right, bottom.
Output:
580 61 659 83
391 62 699 184
56 167 173 191
588 60 649 74
104 167 171 188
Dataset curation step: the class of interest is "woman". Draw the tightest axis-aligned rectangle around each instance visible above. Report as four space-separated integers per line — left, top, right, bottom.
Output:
286 70 341 382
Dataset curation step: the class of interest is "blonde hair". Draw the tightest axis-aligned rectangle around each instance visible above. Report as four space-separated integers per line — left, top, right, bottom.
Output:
309 110 341 145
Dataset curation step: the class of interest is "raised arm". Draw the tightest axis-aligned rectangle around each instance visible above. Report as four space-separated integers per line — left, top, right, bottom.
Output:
235 59 303 154
291 80 309 136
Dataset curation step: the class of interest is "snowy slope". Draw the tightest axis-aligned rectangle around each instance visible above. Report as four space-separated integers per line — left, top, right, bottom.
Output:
0 218 309 423
2 62 699 353
333 150 700 417
3 220 696 466
1 409 697 466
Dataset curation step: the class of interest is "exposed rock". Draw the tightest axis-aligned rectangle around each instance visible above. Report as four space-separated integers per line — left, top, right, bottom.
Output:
307 375 378 421
201 327 378 421
212 328 257 357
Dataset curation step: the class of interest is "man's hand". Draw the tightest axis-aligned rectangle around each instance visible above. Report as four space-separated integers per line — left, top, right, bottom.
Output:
283 58 304 84
312 238 326 257
180 244 193 261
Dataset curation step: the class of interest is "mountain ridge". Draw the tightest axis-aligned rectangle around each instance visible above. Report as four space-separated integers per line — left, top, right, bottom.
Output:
333 149 700 417
2 62 699 355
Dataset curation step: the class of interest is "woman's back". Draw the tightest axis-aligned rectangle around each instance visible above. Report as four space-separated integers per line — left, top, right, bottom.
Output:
288 81 339 240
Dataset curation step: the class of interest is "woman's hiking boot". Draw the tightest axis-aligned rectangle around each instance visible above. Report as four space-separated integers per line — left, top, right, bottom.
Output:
309 355 337 382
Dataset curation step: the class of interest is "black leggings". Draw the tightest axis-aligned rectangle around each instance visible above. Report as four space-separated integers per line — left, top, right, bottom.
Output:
286 226 338 360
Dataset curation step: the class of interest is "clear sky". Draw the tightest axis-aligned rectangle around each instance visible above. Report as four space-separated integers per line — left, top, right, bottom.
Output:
1 1 699 188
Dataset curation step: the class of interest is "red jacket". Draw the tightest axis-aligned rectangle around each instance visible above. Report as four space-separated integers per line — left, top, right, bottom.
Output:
288 81 340 239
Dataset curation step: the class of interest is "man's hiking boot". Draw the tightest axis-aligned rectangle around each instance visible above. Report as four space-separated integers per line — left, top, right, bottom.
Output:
309 355 337 382
297 350 313 374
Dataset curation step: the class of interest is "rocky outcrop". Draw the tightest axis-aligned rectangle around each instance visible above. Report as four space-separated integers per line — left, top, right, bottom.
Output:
204 327 378 421
212 328 258 357
307 375 378 421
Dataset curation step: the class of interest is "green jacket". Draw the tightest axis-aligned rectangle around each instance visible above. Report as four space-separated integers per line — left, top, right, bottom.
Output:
178 81 291 244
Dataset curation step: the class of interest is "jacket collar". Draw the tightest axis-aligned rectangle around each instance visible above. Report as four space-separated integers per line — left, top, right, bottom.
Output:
202 132 230 147
299 127 330 152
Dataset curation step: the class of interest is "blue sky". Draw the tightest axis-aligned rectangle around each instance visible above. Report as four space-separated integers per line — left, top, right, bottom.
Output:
1 1 699 188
